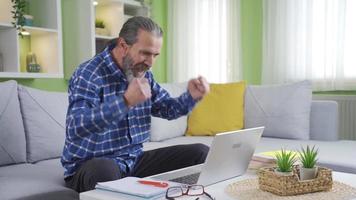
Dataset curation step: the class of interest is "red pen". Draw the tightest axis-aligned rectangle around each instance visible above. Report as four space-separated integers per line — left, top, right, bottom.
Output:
138 180 169 188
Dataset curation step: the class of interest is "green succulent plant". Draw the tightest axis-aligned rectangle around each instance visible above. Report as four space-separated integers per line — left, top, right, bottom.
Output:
299 145 318 168
275 149 297 172
95 19 105 29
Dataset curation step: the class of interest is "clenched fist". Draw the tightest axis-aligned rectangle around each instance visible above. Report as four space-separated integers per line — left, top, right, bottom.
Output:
188 76 210 100
123 78 152 108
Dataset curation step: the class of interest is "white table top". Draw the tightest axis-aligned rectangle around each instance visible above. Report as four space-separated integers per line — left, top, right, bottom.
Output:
80 170 356 200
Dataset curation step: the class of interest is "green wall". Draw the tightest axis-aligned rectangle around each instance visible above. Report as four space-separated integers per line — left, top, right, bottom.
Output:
0 78 68 92
150 0 167 83
241 0 263 85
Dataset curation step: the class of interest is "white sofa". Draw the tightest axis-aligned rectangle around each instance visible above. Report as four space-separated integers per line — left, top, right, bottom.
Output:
146 82 356 174
1 80 356 200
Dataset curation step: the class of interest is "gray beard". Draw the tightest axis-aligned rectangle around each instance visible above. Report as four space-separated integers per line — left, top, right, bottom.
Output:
125 68 135 83
122 55 135 83
122 55 149 83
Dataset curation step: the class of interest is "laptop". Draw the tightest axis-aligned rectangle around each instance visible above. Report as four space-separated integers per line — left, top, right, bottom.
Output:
149 127 264 186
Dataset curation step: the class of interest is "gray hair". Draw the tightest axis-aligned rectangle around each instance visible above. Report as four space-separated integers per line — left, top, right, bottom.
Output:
119 16 163 45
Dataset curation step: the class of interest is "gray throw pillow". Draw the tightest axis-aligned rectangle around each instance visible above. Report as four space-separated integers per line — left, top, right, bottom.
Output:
18 86 68 163
244 80 312 140
0 80 27 166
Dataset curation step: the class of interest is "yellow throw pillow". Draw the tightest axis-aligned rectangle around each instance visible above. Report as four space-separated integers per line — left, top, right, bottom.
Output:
186 81 246 136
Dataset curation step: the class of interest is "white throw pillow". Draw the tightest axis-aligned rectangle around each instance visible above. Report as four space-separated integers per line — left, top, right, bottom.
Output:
150 82 188 142
244 80 312 140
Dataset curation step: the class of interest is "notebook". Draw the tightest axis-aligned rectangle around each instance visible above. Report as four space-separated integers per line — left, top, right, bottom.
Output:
95 176 179 199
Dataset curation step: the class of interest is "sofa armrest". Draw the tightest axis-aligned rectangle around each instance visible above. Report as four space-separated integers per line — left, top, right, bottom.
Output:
310 100 339 141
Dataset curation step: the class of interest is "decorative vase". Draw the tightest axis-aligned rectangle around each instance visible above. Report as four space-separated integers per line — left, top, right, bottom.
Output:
26 52 41 73
299 166 318 180
23 14 34 26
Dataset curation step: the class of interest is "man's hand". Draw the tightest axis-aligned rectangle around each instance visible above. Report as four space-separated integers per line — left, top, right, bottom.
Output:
188 76 210 100
123 78 152 108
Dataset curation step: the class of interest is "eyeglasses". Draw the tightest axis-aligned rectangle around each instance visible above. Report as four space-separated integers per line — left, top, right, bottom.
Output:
166 184 215 200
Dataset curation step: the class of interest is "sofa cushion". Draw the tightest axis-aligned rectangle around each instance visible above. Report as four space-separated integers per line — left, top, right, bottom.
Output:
18 86 68 163
0 80 27 166
0 162 78 200
150 82 188 142
255 137 356 174
244 80 312 140
143 142 171 151
186 82 246 136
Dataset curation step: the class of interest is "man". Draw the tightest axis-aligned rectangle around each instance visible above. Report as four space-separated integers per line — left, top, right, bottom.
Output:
61 16 210 192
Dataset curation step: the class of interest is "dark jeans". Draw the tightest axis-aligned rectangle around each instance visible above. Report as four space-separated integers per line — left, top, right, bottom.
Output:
65 143 209 193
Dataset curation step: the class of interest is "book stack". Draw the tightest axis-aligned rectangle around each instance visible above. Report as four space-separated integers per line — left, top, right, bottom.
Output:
249 150 299 170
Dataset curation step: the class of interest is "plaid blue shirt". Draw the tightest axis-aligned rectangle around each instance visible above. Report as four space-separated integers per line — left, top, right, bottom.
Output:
61 44 197 178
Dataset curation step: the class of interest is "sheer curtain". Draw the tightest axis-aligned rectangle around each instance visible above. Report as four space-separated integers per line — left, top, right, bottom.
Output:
167 0 241 83
263 0 356 91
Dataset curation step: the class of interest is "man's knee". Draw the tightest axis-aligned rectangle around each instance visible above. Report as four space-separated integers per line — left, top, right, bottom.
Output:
190 143 209 163
86 158 122 182
75 158 122 192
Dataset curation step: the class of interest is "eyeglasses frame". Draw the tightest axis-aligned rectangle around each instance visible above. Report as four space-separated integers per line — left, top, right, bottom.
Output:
165 184 214 200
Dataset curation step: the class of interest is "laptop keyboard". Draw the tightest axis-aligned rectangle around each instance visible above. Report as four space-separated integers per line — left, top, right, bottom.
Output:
169 172 201 185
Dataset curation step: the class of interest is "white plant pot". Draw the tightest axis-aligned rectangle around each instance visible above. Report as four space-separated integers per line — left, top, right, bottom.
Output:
299 166 318 180
274 168 294 176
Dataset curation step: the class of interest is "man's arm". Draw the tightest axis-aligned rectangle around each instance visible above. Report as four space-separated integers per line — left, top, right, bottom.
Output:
66 75 129 140
150 74 210 120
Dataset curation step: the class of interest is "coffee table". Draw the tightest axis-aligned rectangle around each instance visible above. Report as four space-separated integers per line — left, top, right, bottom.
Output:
80 170 356 200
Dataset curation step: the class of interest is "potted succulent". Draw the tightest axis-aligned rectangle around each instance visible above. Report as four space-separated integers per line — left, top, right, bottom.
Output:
95 19 109 36
299 145 318 180
274 149 297 176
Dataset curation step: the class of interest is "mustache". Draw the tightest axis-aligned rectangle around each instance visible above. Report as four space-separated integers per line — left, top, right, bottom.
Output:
131 63 151 72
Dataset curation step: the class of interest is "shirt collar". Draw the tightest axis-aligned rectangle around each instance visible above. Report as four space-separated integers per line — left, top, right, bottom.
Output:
102 42 127 82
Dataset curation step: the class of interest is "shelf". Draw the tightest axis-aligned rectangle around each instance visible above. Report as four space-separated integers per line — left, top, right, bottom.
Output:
0 28 19 73
96 34 116 40
62 0 149 79
95 0 124 38
24 26 58 34
124 0 148 17
27 0 59 30
0 23 12 29
0 72 63 79
0 0 63 79
122 0 141 7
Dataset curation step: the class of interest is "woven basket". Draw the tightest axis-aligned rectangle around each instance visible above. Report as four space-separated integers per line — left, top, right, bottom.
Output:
258 166 333 196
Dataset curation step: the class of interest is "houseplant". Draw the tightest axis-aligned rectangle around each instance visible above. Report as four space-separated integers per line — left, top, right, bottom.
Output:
95 19 109 36
275 149 297 175
11 0 27 36
299 145 318 180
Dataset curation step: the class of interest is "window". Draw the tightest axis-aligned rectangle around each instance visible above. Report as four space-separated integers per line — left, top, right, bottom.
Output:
263 0 356 90
167 0 241 83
